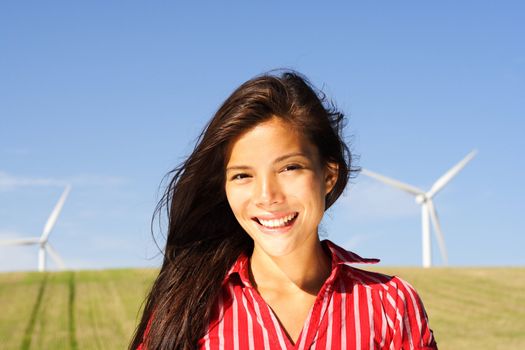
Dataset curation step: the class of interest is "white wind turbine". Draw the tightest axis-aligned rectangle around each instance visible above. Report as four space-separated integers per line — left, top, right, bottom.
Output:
361 151 477 268
0 185 71 271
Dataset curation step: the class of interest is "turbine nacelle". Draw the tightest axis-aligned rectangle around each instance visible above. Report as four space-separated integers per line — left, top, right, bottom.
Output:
415 194 427 204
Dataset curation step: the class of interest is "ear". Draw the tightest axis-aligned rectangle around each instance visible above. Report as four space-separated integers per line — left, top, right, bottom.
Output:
324 162 339 195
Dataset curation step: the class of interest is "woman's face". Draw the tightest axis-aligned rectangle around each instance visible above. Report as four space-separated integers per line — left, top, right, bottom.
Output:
225 117 337 258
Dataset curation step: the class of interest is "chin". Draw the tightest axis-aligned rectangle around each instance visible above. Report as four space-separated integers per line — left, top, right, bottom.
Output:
252 235 307 259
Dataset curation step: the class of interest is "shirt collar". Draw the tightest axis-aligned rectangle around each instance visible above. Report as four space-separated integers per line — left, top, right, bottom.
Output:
323 239 380 268
225 252 252 286
225 239 379 287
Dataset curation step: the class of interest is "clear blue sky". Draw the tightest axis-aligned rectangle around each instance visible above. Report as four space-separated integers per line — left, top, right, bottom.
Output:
1 1 523 271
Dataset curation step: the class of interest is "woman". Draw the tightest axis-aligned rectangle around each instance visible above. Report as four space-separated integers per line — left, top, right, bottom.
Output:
131 71 437 350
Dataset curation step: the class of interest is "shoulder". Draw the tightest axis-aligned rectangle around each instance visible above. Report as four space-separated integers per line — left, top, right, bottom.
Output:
337 267 437 348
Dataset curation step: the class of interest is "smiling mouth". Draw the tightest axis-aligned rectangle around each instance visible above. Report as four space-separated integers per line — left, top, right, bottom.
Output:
253 212 299 229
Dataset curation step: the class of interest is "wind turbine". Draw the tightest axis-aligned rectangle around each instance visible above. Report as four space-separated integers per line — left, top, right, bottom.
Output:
0 185 71 271
361 151 476 268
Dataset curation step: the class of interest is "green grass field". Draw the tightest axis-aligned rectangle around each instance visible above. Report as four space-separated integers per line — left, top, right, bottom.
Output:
0 267 523 349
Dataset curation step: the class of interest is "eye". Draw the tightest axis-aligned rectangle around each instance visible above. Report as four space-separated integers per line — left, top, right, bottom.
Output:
230 173 251 181
282 163 303 172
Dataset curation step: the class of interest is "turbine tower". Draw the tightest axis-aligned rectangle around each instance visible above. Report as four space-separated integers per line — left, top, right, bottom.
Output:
0 185 71 271
361 151 476 268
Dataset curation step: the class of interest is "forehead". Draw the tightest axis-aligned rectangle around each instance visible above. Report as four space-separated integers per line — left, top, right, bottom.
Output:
225 118 320 166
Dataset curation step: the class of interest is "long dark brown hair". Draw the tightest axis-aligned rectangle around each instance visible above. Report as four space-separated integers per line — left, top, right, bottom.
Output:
129 70 356 350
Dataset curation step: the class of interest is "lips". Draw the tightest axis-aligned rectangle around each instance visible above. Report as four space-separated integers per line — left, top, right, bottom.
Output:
253 212 299 229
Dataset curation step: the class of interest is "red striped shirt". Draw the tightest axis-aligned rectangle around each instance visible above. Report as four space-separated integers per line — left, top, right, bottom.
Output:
200 240 436 350
139 240 437 349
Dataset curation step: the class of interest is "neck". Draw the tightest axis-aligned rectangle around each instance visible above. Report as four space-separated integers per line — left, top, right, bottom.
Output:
249 237 331 296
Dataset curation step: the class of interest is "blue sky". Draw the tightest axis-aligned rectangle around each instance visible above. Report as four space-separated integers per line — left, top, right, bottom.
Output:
1 1 524 271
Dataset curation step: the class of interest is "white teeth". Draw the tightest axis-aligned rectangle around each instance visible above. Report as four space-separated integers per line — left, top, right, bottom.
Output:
258 213 297 228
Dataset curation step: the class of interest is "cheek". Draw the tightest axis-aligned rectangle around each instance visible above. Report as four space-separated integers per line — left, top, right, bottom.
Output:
225 186 249 216
287 175 326 210
302 174 326 198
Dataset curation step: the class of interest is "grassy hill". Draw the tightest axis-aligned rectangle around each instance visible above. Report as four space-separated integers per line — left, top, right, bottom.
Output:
0 267 523 349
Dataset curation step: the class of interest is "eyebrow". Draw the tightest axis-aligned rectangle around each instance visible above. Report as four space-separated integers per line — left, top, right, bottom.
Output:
225 152 309 172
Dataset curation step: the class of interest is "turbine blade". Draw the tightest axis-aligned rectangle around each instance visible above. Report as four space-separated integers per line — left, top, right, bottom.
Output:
427 200 448 265
0 237 40 246
46 243 66 270
427 150 477 198
41 185 71 242
361 169 425 196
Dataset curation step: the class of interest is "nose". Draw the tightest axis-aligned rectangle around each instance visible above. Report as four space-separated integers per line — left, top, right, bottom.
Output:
254 174 284 208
